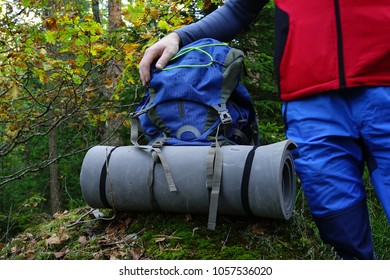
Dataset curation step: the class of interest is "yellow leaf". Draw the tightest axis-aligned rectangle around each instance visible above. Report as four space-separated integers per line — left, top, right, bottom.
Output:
11 81 18 99
123 43 140 54
157 20 170 31
92 43 107 52
84 15 93 21
127 76 135 85
85 85 96 92
40 48 47 56
104 78 114 89
44 17 58 31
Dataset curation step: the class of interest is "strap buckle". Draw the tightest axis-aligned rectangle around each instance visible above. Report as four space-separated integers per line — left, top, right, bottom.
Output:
152 141 163 148
213 104 232 124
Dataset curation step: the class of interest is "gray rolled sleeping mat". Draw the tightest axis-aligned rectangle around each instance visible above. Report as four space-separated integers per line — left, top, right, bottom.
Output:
80 140 297 230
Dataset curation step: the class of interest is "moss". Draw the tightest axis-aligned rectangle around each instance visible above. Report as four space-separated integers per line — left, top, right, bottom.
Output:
1 202 387 260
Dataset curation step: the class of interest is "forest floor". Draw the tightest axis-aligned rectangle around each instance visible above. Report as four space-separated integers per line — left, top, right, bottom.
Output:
0 205 340 260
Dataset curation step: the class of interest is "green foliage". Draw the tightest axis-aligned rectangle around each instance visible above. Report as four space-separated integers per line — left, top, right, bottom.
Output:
0 0 206 241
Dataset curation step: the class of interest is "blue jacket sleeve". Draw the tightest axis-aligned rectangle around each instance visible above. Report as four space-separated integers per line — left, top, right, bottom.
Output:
175 0 269 46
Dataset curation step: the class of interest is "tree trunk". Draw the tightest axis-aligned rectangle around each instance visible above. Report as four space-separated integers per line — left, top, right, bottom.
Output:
108 0 122 30
102 0 123 146
92 0 101 23
48 111 61 214
45 0 61 214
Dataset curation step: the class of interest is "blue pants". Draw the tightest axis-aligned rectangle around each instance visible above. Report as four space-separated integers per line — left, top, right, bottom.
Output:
283 86 390 259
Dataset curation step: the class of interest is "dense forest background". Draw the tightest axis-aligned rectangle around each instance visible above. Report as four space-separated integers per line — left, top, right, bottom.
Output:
0 0 388 259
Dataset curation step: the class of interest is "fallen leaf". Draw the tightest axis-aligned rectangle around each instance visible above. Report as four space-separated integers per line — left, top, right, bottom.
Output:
45 234 61 247
184 214 192 222
52 211 62 219
22 232 33 241
11 246 20 255
78 236 88 245
54 251 66 259
251 223 269 236
93 251 104 260
109 248 121 260
25 250 35 260
130 249 144 260
58 227 70 242
155 237 166 243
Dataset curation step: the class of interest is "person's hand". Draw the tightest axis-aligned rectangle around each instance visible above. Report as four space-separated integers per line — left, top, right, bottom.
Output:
139 32 181 85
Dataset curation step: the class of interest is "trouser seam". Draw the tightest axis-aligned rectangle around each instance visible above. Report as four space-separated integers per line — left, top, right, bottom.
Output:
313 200 366 222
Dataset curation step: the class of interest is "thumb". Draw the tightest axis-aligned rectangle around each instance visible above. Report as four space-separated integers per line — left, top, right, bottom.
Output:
155 46 178 70
155 55 170 70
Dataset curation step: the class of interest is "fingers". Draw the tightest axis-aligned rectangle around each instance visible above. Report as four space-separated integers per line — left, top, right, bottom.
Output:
139 48 157 86
139 33 181 86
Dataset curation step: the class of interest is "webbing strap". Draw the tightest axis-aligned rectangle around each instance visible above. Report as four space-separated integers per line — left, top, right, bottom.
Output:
99 146 119 209
147 152 161 211
231 128 250 145
206 148 216 191
131 118 177 193
152 146 177 192
241 145 259 216
130 116 140 147
206 142 223 231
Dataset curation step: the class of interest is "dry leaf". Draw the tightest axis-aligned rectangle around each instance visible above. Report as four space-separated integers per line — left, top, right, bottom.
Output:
58 227 69 242
25 250 35 260
155 237 166 243
54 251 66 259
93 251 104 260
130 249 144 260
52 211 62 219
109 248 121 260
251 223 268 236
184 214 192 222
45 234 61 247
78 236 88 245
11 246 20 255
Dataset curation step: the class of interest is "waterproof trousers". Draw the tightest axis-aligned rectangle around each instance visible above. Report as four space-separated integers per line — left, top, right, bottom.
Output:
283 86 390 259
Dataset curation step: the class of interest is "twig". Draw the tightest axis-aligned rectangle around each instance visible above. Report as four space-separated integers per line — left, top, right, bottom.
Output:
222 226 232 248
66 208 116 228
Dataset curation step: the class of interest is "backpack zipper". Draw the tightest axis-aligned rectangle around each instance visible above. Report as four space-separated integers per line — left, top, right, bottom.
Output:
178 101 185 119
334 0 346 88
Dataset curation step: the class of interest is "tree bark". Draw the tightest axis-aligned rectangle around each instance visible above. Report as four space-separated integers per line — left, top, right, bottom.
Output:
102 0 123 146
108 0 123 30
48 111 61 214
92 0 101 23
46 0 61 214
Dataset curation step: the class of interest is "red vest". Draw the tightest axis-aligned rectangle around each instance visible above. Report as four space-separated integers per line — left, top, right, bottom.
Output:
274 0 390 101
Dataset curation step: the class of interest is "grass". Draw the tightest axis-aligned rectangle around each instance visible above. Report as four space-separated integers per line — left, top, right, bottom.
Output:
0 186 388 260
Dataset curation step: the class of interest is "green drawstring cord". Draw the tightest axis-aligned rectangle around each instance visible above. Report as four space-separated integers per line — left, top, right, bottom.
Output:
161 43 228 71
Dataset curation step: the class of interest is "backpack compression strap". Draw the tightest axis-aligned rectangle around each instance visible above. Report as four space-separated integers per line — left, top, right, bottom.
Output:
99 146 119 209
240 145 260 216
206 125 224 230
130 119 177 193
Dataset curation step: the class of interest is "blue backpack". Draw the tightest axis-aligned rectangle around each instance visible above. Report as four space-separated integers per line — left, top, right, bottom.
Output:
130 38 260 230
131 38 259 147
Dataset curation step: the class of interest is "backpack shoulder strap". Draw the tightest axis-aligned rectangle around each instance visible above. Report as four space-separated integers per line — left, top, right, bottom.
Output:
221 48 245 103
